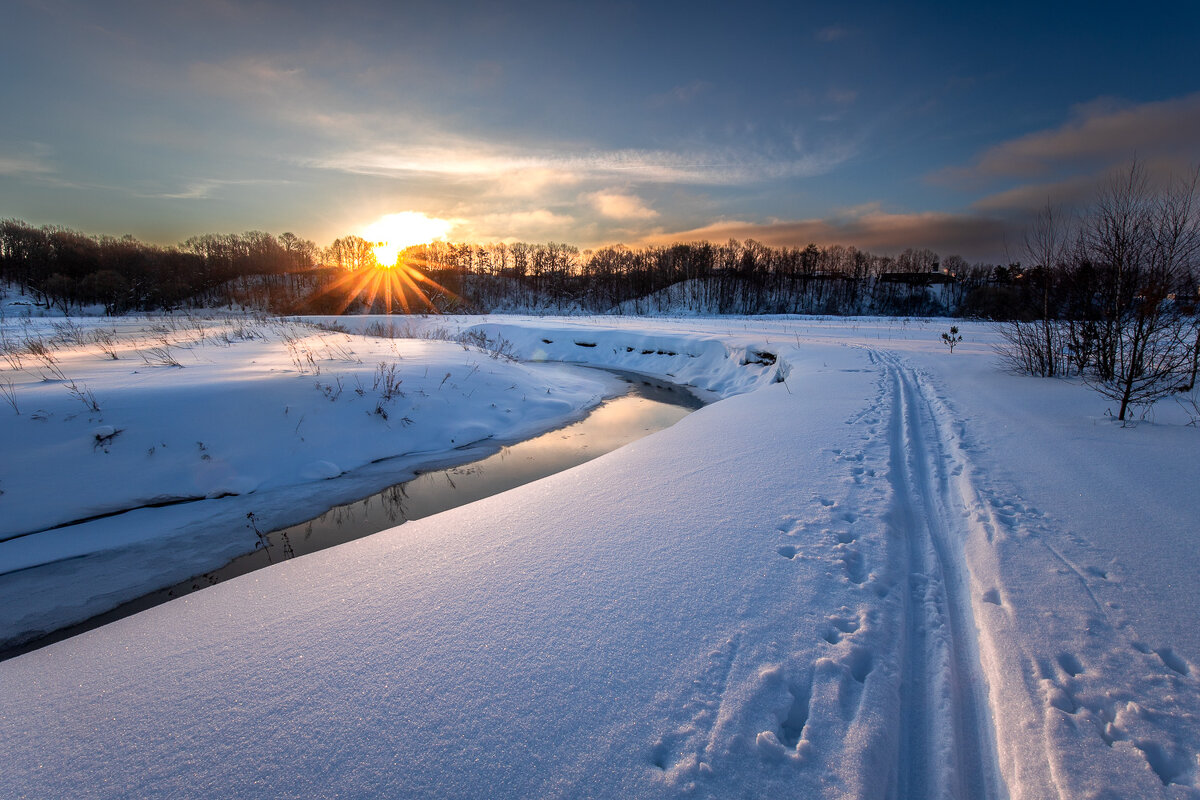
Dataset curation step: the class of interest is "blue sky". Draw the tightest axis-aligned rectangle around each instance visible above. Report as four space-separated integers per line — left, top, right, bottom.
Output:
3 0 1200 261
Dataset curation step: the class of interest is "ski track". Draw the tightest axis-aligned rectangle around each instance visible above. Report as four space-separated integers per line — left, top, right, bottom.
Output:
871 347 1003 800
866 345 1200 799
622 343 1010 800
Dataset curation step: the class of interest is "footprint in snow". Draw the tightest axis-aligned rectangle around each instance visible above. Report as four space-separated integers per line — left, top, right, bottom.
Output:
753 667 814 761
1045 680 1079 714
778 681 812 749
1152 647 1191 677
1056 652 1084 677
1134 740 1194 787
821 615 859 644
840 549 868 584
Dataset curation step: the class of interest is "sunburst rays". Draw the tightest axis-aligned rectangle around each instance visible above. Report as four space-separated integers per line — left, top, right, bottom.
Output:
309 253 460 314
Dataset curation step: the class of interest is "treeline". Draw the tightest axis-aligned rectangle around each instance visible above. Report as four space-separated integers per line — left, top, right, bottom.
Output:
0 221 320 315
2 219 1028 318
408 240 1007 316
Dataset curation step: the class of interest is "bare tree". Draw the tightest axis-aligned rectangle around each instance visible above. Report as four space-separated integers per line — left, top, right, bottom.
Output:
324 236 377 272
1028 203 1071 376
1085 163 1200 420
997 203 1072 376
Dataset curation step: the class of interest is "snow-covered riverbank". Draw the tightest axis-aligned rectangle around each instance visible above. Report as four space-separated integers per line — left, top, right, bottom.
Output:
2 315 1198 799
0 316 627 646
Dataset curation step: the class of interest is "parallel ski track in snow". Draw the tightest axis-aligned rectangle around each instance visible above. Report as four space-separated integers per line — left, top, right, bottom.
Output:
869 347 1005 800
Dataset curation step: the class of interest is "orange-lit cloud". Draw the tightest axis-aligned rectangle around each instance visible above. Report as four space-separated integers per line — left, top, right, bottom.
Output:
637 205 1013 261
970 156 1196 215
588 191 659 220
937 93 1200 183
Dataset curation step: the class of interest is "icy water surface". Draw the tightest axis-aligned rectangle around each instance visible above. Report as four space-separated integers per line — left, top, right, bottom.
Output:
5 370 701 657
247 370 702 563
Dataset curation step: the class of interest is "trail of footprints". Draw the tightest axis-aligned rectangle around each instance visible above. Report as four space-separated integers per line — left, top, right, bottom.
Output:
772 369 891 595
964 461 1200 788
774 496 868 589
750 376 895 762
649 378 896 777
1036 638 1198 788
774 487 878 589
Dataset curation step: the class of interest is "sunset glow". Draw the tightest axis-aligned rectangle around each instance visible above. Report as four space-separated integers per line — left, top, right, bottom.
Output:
310 215 460 314
363 212 454 267
4 5 1199 261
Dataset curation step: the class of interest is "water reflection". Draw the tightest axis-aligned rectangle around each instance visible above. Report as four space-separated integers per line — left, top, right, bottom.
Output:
256 375 700 561
3 371 701 660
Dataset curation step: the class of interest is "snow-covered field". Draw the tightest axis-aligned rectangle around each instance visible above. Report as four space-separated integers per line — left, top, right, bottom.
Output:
0 314 629 645
2 313 1198 799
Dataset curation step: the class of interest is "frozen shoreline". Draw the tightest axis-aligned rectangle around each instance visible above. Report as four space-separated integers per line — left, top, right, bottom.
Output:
3 371 700 657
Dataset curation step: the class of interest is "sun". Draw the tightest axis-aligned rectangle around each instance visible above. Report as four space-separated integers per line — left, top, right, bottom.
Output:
363 211 454 267
309 211 462 314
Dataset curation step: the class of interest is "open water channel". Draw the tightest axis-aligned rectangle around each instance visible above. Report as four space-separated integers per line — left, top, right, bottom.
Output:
3 369 702 658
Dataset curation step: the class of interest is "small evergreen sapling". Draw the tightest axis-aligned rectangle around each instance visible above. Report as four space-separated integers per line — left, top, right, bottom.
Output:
941 326 963 353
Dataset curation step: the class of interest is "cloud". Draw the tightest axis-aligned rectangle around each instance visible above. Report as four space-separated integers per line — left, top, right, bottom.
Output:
0 143 100 191
931 93 1200 221
815 25 850 42
968 155 1198 218
307 139 856 188
0 144 55 177
145 178 290 200
938 93 1200 183
587 191 658 220
190 58 858 202
827 88 858 106
969 173 1105 214
189 57 306 98
637 205 1014 262
461 209 577 242
187 55 391 140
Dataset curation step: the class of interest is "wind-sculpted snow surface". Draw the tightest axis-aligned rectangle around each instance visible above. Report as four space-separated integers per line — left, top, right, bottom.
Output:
2 315 1198 800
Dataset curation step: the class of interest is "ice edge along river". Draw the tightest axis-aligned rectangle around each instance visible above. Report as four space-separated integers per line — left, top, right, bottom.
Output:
0 368 702 659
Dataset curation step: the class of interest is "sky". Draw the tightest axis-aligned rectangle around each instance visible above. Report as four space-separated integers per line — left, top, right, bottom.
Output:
3 0 1200 263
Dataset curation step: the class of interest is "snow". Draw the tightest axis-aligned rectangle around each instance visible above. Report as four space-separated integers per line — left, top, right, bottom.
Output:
0 280 103 318
2 314 1198 800
0 315 622 641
